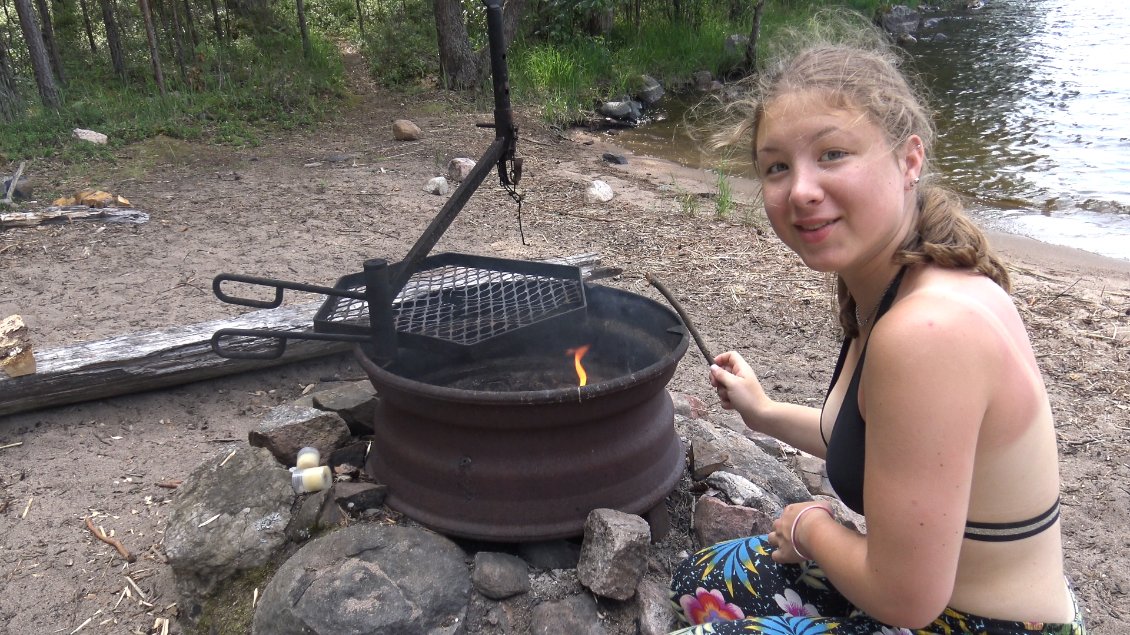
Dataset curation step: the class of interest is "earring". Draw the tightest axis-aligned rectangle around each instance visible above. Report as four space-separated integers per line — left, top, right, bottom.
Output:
913 176 920 185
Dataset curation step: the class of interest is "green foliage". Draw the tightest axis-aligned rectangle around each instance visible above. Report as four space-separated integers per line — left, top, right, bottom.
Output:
675 187 701 217
714 170 734 219
0 29 343 160
510 39 611 124
0 0 896 158
362 0 439 86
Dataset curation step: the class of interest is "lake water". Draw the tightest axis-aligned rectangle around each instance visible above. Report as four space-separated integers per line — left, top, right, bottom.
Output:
614 0 1130 262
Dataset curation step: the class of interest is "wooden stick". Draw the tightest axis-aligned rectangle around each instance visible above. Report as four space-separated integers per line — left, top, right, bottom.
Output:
645 272 716 365
84 516 136 563
2 161 25 205
155 480 183 489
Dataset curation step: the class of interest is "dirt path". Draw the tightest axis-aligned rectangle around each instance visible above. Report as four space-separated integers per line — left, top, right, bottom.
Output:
1 68 1129 632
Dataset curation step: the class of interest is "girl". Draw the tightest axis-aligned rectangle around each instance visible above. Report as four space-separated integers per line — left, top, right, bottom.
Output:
668 29 1086 635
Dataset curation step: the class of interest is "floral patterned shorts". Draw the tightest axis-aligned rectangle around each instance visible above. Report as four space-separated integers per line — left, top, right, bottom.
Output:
668 535 1086 635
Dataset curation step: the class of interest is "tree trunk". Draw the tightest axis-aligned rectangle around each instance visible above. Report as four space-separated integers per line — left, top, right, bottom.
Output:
0 29 21 122
434 0 525 91
354 0 363 39
33 0 65 83
138 0 165 94
78 0 96 53
207 0 222 40
99 0 126 80
163 0 188 84
583 6 612 37
433 0 478 90
295 0 310 58
12 0 60 109
743 0 765 74
181 0 197 48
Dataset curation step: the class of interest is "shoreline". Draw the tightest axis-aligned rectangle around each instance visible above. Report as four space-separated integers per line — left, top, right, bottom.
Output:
586 134 1130 294
987 231 1130 286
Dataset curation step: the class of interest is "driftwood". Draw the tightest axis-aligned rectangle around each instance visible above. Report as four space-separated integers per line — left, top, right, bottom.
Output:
1 161 25 205
0 253 602 417
0 206 149 229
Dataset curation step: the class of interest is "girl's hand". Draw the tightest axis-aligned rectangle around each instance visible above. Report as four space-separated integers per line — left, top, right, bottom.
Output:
768 502 834 564
709 351 771 417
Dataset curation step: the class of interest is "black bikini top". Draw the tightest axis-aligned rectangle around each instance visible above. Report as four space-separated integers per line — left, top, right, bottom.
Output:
821 267 1061 542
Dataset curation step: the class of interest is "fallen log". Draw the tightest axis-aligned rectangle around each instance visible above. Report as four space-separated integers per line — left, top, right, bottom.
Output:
0 253 603 417
0 206 149 229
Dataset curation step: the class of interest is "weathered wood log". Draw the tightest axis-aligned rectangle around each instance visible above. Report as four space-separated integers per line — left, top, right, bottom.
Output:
0 303 349 417
0 206 148 228
0 253 602 417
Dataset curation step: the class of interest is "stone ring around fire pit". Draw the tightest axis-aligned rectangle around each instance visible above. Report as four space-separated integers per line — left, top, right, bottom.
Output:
355 283 691 542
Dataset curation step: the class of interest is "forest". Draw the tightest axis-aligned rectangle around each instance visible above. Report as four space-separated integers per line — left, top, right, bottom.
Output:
0 0 916 161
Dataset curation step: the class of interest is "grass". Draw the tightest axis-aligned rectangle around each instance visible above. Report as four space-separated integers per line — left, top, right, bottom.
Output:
714 170 734 219
0 32 344 162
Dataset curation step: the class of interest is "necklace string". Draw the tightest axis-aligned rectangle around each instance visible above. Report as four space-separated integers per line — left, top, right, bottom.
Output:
854 269 905 331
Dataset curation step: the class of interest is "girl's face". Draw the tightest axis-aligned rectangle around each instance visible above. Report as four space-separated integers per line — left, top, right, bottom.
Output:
754 91 923 277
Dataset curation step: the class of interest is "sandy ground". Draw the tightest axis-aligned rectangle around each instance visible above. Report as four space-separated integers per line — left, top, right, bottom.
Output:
1 67 1129 634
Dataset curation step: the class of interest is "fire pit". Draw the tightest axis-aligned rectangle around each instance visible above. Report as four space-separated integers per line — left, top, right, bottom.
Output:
209 0 692 542
355 284 689 541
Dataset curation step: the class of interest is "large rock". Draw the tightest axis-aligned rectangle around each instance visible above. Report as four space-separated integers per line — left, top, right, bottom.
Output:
310 381 379 436
248 403 352 466
393 119 421 140
576 509 650 601
446 157 476 182
585 180 614 203
877 5 920 36
72 128 108 144
530 593 608 635
693 495 774 546
631 74 665 106
253 524 471 635
164 446 294 621
1 175 32 201
636 578 678 635
472 551 530 600
677 416 810 505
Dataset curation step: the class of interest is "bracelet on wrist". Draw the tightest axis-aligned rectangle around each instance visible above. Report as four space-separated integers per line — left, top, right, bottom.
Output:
789 504 833 561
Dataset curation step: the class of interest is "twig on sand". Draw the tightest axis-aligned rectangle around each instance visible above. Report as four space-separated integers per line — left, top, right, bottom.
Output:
155 479 183 489
84 516 136 563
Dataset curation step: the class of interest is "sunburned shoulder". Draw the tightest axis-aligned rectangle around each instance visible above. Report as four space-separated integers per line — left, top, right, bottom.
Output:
869 272 1018 361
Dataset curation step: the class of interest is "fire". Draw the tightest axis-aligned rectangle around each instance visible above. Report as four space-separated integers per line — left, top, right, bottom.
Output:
566 344 591 386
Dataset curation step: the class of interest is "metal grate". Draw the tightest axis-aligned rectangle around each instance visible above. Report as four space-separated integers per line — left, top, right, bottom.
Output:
315 254 586 351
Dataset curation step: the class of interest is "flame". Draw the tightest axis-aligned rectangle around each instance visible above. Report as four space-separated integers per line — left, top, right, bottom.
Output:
566 344 591 387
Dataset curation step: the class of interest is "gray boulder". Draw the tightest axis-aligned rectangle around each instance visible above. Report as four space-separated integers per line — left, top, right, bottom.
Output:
676 415 810 505
530 593 608 635
164 446 294 621
253 524 471 635
877 5 920 36
631 74 665 106
248 403 352 466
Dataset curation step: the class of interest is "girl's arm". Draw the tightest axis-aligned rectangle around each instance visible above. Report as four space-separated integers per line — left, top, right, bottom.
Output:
710 350 828 457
